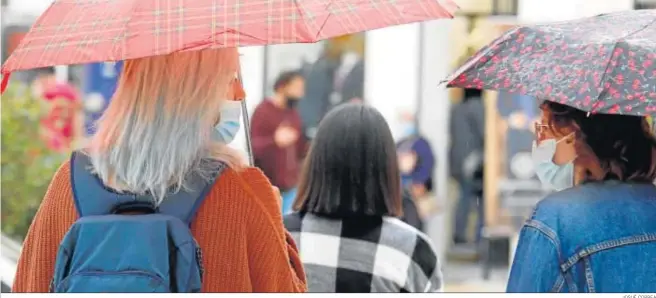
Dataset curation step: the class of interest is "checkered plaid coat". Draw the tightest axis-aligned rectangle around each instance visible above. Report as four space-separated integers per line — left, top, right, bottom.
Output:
283 212 443 293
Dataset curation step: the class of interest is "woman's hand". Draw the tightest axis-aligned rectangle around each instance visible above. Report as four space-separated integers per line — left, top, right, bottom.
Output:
399 151 418 174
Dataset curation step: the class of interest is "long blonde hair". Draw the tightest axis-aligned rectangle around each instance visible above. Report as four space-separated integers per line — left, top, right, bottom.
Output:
88 49 242 202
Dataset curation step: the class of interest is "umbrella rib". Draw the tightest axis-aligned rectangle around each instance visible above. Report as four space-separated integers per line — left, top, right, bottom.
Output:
313 1 334 42
593 17 656 114
291 0 314 42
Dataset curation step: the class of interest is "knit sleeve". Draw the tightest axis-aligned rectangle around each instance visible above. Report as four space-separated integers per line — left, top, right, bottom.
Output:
238 168 307 293
12 162 78 293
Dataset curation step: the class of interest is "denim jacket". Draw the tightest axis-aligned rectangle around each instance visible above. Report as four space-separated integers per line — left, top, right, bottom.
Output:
507 181 656 293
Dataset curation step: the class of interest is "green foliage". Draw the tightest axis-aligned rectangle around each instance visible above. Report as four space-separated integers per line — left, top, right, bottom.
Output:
1 83 67 240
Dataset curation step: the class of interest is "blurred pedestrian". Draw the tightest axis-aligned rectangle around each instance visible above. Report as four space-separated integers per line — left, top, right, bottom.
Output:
401 187 424 231
300 35 365 139
252 70 308 215
507 101 656 293
284 103 442 293
449 88 485 245
12 49 307 293
29 67 57 98
39 83 82 152
396 111 436 222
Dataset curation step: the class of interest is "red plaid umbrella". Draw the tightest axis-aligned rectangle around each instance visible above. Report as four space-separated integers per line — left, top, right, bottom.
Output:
1 0 458 91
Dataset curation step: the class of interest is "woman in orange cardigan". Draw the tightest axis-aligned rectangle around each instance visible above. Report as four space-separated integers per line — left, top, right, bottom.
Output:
12 49 307 293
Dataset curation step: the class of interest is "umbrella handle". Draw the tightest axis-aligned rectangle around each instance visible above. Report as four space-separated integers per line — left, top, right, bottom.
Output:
241 98 254 166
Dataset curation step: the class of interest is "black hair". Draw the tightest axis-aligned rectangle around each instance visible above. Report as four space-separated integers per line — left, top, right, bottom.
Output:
293 103 403 217
273 70 303 92
463 88 482 101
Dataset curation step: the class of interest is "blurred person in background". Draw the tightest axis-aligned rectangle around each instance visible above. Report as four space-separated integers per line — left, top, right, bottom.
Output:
284 103 442 293
300 34 365 139
507 101 656 293
400 187 424 231
39 83 82 152
29 67 57 98
252 70 308 215
449 88 485 245
396 111 436 224
13 49 306 293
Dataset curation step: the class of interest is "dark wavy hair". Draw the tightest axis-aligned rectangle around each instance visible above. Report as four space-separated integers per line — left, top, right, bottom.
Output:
293 103 402 217
273 70 303 92
540 101 656 183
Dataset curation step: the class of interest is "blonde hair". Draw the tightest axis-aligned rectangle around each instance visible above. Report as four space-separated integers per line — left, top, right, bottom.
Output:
88 49 242 202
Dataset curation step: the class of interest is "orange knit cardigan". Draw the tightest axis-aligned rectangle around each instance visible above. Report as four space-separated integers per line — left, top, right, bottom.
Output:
12 161 307 293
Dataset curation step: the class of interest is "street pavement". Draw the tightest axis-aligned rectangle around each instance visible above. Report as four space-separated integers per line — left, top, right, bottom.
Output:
443 260 507 292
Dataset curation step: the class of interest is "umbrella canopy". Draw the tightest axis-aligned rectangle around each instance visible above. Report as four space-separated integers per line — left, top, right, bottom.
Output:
445 10 656 116
1 0 457 91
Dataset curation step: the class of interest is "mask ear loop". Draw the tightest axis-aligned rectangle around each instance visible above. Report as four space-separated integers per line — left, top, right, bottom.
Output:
555 132 578 168
556 132 576 144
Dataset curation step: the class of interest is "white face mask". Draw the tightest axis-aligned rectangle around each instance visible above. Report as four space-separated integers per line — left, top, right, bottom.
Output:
212 101 242 144
531 134 575 191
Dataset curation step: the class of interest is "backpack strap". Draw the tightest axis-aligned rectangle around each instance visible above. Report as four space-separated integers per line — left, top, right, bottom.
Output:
70 151 225 225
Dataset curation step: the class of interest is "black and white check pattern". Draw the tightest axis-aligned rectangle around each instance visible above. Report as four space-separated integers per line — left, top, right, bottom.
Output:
284 212 443 293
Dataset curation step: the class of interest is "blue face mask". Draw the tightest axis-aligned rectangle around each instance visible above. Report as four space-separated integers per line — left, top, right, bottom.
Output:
400 122 417 138
213 101 242 144
531 135 575 191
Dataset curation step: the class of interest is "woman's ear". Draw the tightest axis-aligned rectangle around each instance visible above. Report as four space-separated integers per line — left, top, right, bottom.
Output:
566 122 582 144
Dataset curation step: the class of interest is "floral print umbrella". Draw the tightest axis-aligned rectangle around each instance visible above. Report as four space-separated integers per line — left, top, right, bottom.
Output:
445 10 656 116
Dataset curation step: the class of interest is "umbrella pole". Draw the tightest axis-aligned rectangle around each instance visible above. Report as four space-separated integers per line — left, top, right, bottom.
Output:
240 98 254 166
236 71 254 166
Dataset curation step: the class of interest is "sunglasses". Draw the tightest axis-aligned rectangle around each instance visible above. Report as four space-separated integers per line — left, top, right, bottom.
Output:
534 122 548 133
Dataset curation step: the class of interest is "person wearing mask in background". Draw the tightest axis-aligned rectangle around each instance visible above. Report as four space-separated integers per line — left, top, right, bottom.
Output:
252 70 308 215
396 112 436 224
449 88 485 245
507 101 656 293
284 103 442 293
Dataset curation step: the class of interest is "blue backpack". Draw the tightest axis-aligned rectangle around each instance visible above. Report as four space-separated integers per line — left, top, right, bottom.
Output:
50 152 224 293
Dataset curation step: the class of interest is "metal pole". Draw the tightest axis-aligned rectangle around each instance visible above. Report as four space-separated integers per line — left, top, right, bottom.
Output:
237 72 254 166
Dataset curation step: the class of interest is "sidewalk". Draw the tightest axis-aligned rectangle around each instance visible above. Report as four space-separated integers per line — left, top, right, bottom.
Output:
443 260 507 293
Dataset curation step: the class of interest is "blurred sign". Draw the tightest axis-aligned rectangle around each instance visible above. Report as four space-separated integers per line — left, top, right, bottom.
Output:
82 62 122 135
